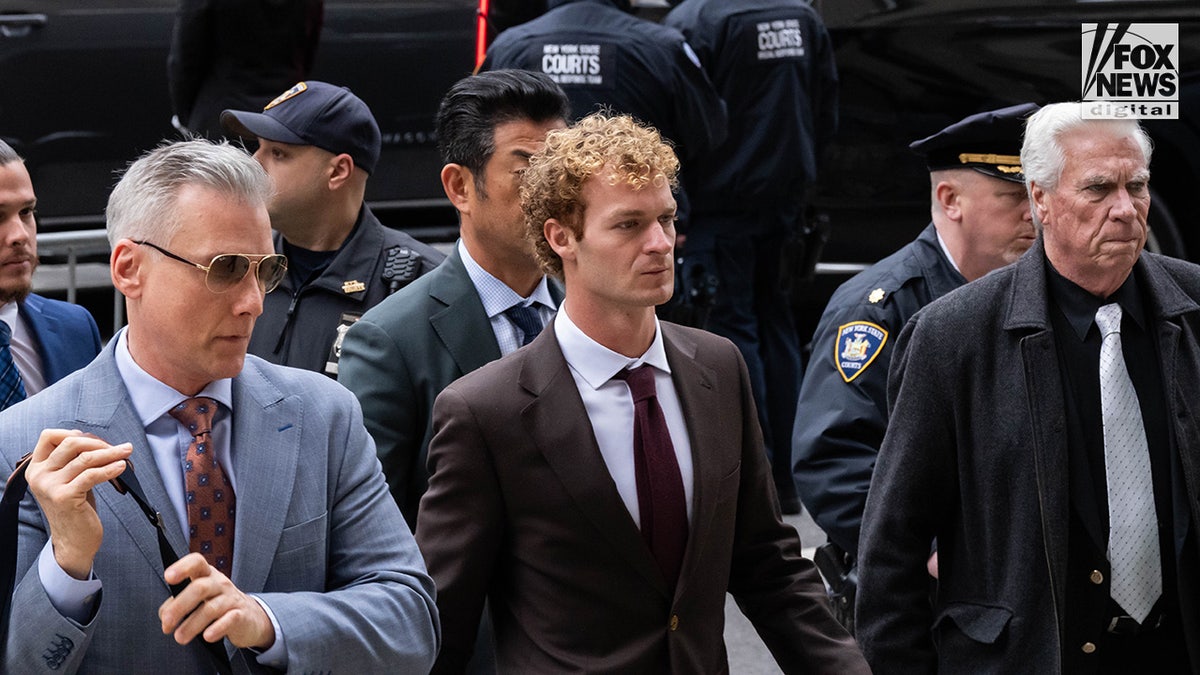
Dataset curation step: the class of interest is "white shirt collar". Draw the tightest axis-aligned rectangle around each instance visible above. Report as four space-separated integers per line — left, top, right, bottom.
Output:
112 327 233 425
934 228 964 276
458 239 558 318
553 302 671 391
0 300 16 338
0 301 16 335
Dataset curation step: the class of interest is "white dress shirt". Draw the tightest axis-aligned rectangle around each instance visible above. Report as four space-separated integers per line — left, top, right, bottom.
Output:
935 229 964 277
554 304 695 525
459 239 557 356
0 300 47 395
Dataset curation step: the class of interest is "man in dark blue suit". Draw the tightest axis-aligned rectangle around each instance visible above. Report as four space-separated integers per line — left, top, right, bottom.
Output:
0 139 101 410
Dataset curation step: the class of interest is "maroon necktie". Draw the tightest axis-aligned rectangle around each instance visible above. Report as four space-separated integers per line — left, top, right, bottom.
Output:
170 397 236 575
613 365 688 588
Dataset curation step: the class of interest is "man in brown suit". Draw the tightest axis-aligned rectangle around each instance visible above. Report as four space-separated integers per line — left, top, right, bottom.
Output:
415 112 866 673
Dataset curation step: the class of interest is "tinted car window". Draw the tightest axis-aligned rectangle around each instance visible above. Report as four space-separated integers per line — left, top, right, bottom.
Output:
0 0 478 232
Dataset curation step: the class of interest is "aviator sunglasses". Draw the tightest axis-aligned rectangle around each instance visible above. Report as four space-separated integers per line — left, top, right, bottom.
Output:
135 240 288 294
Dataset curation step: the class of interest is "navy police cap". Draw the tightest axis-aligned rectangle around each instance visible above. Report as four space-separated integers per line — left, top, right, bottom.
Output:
909 103 1040 183
221 81 381 175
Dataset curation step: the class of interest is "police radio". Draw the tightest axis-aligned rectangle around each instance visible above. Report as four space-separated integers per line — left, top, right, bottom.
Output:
381 245 421 295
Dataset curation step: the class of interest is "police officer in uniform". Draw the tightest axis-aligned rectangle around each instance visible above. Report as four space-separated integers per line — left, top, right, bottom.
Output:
665 0 838 514
222 81 443 375
792 103 1039 615
481 0 727 227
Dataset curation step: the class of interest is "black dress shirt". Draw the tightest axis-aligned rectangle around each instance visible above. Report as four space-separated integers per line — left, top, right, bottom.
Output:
1045 258 1188 672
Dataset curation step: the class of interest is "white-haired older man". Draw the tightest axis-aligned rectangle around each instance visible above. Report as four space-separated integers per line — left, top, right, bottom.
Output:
858 102 1200 674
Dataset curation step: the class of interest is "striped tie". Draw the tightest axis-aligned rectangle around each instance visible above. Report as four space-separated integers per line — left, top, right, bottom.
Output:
504 303 544 347
0 321 26 411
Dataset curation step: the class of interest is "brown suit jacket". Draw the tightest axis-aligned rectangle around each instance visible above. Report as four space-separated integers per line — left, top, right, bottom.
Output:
416 319 866 673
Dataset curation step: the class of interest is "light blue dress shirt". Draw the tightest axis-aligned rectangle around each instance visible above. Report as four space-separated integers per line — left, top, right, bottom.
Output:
459 239 557 355
39 328 287 667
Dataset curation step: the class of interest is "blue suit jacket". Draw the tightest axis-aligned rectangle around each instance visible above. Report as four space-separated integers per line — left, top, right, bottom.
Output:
0 341 440 674
19 293 102 386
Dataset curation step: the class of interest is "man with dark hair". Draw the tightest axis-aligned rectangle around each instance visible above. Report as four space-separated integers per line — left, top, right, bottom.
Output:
222 81 443 376
338 70 569 526
0 139 101 411
416 112 867 674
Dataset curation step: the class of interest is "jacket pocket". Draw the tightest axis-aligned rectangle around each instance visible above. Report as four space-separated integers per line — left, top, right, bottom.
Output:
276 511 327 554
933 601 1013 644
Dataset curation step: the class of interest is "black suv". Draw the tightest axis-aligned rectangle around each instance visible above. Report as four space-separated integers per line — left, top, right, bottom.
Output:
5 0 1198 333
0 0 533 235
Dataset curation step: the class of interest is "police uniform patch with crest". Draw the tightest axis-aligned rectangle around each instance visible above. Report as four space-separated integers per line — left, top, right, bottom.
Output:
834 321 888 383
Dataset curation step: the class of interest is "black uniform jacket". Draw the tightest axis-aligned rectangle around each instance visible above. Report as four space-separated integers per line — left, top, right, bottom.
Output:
482 0 727 166
793 223 965 557
665 0 838 208
249 205 443 375
168 0 323 139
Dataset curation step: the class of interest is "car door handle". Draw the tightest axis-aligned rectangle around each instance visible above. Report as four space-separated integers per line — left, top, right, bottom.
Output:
0 13 47 38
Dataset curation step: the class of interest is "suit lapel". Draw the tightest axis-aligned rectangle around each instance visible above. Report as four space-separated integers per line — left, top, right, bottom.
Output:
518 325 667 594
19 295 61 382
659 325 717 601
429 248 502 374
70 348 188 587
228 359 300 592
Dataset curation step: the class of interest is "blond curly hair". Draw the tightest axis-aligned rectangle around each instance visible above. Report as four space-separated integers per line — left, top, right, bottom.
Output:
521 112 680 277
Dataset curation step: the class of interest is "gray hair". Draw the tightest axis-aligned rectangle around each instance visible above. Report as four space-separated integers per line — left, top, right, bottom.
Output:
0 139 21 165
1021 102 1152 193
106 139 272 247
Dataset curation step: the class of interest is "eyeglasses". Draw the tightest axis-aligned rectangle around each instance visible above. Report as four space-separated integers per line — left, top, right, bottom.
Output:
134 240 288 294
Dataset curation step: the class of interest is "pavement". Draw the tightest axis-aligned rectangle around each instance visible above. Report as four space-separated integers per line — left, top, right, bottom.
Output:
724 508 829 674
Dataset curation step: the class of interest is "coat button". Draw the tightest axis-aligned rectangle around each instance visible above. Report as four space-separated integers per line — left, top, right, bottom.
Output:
1082 642 1096 654
1090 570 1104 585
669 614 679 631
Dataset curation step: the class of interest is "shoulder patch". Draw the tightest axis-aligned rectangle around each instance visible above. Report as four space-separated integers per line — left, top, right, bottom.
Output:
834 321 889 383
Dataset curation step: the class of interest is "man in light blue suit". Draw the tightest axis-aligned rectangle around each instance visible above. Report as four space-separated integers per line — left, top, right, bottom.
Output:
0 139 439 673
0 140 101 408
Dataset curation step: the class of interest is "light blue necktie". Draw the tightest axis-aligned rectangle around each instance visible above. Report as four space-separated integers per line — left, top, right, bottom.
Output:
0 321 27 411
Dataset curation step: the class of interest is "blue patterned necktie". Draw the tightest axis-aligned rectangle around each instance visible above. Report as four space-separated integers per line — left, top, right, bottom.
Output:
0 321 27 411
170 397 236 575
504 303 544 347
